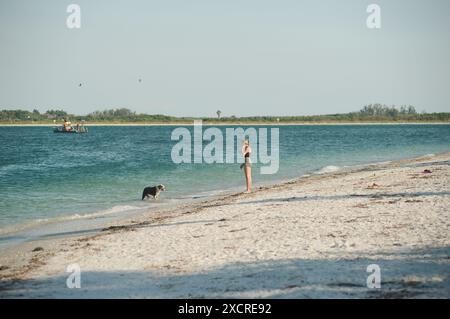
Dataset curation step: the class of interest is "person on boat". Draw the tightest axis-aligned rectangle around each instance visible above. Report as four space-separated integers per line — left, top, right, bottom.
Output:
240 140 252 193
63 119 72 132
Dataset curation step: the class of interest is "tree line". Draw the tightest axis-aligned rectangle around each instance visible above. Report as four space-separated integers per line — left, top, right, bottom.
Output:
1 105 449 123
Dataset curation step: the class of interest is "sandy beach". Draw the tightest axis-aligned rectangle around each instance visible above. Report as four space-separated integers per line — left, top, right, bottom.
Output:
0 153 449 298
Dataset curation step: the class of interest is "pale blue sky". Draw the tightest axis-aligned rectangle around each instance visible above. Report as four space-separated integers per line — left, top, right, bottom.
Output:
0 0 449 116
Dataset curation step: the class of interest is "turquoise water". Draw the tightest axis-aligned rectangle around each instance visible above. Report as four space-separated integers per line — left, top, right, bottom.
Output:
0 124 449 231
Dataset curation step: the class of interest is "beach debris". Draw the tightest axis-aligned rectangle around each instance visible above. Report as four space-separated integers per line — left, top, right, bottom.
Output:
32 247 44 252
0 265 9 271
388 199 400 204
229 227 247 233
422 169 432 174
102 225 131 232
405 199 424 203
367 183 381 189
346 242 356 248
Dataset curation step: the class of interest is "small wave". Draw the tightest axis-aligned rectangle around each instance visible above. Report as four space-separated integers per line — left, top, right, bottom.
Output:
0 205 145 238
373 161 392 165
18 205 142 227
315 165 341 174
62 205 143 221
175 189 230 200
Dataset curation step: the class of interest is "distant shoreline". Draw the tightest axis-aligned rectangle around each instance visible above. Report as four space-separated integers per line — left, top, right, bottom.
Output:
1 121 450 126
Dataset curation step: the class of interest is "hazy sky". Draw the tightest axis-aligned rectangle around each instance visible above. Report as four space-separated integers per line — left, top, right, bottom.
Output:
0 0 449 116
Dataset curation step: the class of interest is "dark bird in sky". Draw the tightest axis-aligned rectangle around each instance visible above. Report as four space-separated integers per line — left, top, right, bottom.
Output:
78 83 82 87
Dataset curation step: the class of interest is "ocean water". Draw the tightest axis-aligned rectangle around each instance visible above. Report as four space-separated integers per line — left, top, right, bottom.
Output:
0 124 449 232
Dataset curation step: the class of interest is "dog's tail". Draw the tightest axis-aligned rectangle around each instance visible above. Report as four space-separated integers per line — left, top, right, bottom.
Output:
142 190 146 200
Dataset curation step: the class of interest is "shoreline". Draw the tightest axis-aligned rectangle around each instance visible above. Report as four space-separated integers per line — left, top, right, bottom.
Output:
1 122 450 127
0 152 449 298
0 151 440 245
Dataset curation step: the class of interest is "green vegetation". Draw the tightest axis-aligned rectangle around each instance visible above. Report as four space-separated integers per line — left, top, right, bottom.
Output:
0 108 192 124
1 104 449 124
203 105 450 123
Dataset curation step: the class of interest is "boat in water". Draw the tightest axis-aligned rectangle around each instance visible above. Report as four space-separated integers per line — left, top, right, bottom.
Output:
53 119 88 134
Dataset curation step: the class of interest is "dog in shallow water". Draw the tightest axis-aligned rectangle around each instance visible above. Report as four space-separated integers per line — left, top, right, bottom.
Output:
142 184 166 200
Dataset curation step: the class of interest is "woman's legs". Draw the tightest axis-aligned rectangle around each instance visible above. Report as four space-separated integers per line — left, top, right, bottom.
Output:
244 165 252 192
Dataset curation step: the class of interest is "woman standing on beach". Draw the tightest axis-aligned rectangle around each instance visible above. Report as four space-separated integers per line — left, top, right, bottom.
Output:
241 140 252 193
